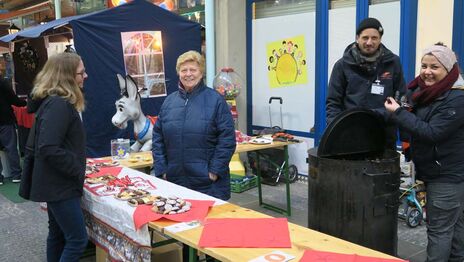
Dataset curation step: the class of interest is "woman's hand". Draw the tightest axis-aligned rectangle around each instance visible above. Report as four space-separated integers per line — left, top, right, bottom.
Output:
384 97 400 113
209 172 218 182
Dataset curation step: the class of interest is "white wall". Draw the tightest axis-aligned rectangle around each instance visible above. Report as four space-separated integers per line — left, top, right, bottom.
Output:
252 12 316 176
416 0 454 75
370 1 401 56
252 12 316 133
328 6 356 78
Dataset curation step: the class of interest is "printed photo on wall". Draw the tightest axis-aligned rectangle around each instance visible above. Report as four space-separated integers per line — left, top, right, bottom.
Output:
120 31 167 98
266 35 308 88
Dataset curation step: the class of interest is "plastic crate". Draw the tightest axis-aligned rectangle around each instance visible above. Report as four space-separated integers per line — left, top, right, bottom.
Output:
230 174 258 193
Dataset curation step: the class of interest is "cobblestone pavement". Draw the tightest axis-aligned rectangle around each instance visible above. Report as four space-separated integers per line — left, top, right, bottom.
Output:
0 195 48 262
0 180 426 262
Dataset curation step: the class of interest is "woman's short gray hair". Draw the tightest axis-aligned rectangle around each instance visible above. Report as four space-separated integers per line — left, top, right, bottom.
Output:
176 50 205 75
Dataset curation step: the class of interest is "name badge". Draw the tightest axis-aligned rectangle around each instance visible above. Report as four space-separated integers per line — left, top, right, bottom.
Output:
371 83 384 95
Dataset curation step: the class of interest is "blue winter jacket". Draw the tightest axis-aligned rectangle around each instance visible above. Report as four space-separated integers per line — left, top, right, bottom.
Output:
152 82 236 200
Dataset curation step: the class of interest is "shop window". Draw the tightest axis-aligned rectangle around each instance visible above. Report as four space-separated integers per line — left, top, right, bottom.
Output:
177 0 204 26
178 0 204 9
254 0 315 19
330 0 355 9
254 0 359 19
370 0 399 4
76 0 107 14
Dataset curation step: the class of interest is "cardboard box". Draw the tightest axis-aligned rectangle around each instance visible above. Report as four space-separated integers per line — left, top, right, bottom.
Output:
229 153 245 176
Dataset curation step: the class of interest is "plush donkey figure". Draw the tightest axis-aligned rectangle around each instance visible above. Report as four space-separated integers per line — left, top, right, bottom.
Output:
112 74 155 152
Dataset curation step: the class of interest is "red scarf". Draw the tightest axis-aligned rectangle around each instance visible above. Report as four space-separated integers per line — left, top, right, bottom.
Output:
409 65 460 106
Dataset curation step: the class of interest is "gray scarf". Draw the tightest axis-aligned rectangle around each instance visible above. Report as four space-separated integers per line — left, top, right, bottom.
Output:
350 43 383 75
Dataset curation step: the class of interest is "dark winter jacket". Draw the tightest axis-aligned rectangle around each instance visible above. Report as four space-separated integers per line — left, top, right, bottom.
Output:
393 76 464 183
0 79 26 125
152 82 236 200
326 43 406 148
28 96 86 202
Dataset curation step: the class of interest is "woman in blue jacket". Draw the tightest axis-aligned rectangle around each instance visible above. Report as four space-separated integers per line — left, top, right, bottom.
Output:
27 53 88 262
385 44 464 262
152 50 236 201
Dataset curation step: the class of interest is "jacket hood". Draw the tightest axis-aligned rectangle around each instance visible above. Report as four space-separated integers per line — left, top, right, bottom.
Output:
342 42 397 65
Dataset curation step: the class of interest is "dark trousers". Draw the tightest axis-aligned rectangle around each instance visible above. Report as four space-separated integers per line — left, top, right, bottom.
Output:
17 125 30 157
46 197 88 262
426 182 464 262
0 124 22 178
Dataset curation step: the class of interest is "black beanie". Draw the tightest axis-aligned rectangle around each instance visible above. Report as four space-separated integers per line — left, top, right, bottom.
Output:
356 18 384 36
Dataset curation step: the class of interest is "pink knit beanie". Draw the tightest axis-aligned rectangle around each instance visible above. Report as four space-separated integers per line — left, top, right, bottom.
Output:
422 45 457 72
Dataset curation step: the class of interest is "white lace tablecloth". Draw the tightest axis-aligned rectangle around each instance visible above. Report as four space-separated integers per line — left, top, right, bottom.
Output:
81 167 226 262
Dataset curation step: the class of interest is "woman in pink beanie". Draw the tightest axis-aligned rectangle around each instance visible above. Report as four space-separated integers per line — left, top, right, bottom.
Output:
385 43 464 262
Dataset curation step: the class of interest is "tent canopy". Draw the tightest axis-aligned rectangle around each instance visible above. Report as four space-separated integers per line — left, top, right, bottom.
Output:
0 14 91 43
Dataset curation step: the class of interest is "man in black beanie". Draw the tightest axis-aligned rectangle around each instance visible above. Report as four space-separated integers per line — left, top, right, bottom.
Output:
326 17 406 149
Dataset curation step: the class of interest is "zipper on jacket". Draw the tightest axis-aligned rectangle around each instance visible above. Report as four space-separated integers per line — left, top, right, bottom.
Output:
181 96 188 180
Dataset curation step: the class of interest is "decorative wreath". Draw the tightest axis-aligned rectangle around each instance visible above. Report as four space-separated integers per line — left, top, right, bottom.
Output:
18 42 39 72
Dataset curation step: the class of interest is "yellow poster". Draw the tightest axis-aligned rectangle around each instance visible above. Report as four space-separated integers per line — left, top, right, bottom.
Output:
267 35 307 88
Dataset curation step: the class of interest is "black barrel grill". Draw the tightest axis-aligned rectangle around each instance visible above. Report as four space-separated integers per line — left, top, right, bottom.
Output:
308 109 400 255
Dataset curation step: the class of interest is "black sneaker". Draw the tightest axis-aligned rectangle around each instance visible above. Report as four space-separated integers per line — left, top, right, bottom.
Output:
0 175 3 185
11 175 21 183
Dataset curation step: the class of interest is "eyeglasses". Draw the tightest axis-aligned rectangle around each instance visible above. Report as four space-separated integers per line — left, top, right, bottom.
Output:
76 71 86 76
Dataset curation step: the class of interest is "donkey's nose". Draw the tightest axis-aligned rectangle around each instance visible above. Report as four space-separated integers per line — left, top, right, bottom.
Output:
111 117 121 127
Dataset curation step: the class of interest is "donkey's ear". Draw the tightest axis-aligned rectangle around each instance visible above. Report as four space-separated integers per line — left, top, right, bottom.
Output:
116 74 128 97
125 75 139 100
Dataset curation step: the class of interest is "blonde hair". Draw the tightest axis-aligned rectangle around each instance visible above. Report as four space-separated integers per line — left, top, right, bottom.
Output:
31 53 85 112
176 50 205 75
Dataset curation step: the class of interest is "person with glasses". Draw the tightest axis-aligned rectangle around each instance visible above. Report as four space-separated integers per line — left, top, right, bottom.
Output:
25 52 88 261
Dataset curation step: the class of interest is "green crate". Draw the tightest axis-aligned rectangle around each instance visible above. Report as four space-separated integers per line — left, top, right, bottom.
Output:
230 174 258 193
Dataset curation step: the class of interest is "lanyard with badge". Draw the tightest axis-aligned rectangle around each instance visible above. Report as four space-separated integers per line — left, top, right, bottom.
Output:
371 78 384 95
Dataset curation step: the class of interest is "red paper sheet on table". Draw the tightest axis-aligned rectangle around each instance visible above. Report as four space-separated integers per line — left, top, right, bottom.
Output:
133 199 215 229
299 250 356 262
299 250 408 262
198 218 291 248
86 166 122 178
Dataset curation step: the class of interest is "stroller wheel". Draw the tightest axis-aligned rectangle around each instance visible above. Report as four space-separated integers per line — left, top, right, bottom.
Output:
283 165 298 183
406 207 422 228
